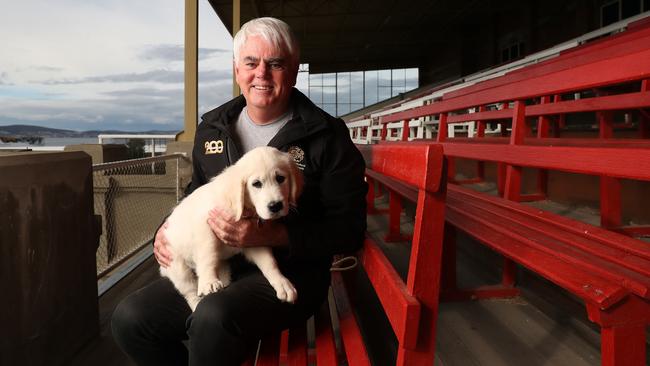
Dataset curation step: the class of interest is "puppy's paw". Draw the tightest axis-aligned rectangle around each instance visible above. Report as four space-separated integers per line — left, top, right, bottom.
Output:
270 277 298 303
197 279 225 297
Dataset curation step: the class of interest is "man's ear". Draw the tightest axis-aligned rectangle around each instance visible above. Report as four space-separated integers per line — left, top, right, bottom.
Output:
288 158 303 206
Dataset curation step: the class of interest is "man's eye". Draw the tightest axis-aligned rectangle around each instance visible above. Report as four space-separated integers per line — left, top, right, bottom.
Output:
270 63 283 70
252 180 262 188
275 175 286 184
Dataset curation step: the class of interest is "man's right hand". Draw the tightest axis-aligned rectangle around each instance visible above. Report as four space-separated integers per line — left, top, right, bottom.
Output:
153 221 173 268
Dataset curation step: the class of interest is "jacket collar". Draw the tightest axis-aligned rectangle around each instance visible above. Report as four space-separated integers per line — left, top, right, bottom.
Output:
200 88 331 146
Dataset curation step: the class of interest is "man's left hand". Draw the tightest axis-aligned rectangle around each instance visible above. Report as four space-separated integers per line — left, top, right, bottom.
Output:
207 207 288 248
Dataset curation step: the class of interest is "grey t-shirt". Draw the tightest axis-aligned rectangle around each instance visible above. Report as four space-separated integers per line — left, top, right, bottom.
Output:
231 106 292 153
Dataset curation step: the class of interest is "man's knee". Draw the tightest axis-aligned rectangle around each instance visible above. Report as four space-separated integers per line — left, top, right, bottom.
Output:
111 295 148 343
188 295 241 338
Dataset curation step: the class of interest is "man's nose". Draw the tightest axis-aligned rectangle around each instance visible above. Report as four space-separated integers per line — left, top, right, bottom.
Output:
255 63 269 78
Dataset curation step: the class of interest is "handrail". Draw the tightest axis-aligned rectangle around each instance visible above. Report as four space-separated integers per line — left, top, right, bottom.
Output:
92 153 188 171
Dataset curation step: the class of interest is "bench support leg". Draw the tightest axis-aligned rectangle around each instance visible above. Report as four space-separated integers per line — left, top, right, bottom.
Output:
384 191 410 242
587 296 650 366
440 224 520 302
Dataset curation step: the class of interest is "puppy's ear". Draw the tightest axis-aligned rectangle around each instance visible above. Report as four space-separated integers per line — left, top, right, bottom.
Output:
222 165 246 221
287 157 304 206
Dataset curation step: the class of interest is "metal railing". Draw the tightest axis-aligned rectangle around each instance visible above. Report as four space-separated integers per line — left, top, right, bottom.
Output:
93 153 190 278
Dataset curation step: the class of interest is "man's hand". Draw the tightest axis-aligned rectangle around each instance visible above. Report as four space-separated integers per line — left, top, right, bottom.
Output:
207 208 289 248
153 221 173 268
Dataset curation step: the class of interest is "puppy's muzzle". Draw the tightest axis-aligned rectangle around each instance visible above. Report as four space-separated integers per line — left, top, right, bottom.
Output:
268 201 284 214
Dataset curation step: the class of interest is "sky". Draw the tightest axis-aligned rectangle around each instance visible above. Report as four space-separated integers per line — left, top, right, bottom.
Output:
0 0 235 132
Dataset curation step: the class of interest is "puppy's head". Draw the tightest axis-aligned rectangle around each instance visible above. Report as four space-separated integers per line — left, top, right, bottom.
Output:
235 146 303 220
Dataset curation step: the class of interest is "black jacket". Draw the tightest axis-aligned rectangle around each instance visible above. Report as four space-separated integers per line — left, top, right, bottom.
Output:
188 88 368 269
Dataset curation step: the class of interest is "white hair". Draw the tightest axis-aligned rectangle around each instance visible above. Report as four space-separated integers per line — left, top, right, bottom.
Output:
233 17 300 67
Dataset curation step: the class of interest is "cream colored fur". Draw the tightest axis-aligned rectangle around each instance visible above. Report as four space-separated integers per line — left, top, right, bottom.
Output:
160 146 303 311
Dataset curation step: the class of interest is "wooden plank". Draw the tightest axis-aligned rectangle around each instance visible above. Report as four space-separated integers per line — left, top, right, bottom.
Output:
527 91 650 116
445 28 650 100
440 143 650 181
365 169 418 202
360 143 444 192
381 48 650 123
330 272 372 366
360 238 421 349
445 204 628 309
449 185 650 261
446 194 650 299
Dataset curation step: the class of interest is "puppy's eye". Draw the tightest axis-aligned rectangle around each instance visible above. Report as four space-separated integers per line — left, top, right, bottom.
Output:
252 180 262 188
275 175 286 184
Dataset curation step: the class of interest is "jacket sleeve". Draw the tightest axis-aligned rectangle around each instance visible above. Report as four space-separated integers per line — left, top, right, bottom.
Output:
284 120 368 261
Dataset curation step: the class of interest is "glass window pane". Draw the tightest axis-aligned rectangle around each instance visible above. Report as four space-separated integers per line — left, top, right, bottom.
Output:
323 86 336 104
378 86 392 101
296 71 309 95
310 74 322 87
323 73 336 86
405 68 418 90
350 103 364 113
338 103 350 116
378 69 391 87
309 86 322 104
364 71 378 106
392 69 406 87
351 72 364 103
323 103 337 116
337 73 350 104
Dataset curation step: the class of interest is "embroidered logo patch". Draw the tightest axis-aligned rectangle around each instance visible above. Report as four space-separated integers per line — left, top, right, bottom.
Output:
288 146 305 170
204 140 224 154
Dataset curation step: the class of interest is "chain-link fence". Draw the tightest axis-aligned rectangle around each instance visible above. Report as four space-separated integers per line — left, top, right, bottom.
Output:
92 153 191 277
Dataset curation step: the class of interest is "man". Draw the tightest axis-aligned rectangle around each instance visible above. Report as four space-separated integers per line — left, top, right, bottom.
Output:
111 17 367 366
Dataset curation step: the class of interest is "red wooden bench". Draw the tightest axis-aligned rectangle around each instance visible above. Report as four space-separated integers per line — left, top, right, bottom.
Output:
359 147 650 365
355 20 650 365
245 142 447 365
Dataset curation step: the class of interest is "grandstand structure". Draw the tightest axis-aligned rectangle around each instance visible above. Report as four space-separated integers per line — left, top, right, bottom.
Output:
5 1 649 366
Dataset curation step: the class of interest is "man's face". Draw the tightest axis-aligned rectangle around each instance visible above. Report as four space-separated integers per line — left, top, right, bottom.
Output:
234 35 298 121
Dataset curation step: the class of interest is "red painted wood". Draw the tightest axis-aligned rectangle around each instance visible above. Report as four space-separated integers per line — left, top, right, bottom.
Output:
384 191 410 242
401 120 409 141
287 324 307 366
380 49 650 124
446 193 650 299
441 143 650 182
365 143 444 192
641 80 650 138
314 301 338 366
330 272 372 366
360 238 421 349
586 296 650 366
445 200 627 308
449 185 650 261
397 181 446 366
445 26 650 100
256 333 281 366
436 113 448 142
600 324 647 366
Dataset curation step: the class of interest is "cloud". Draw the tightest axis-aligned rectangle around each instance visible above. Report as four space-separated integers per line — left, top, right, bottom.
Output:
35 68 232 85
37 69 184 85
0 72 11 85
139 44 230 62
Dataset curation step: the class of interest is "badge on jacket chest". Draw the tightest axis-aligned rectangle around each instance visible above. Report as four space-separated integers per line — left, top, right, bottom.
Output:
205 140 224 154
288 146 305 170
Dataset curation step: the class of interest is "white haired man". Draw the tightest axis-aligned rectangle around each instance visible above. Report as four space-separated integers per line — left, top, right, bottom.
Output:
111 17 367 366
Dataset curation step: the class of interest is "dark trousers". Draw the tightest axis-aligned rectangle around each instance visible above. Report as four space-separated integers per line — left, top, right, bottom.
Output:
111 260 330 366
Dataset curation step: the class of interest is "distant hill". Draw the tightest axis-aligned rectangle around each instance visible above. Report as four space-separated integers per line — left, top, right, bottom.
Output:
0 124 178 138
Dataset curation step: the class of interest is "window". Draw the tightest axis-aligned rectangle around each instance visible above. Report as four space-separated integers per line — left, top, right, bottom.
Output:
300 65 419 117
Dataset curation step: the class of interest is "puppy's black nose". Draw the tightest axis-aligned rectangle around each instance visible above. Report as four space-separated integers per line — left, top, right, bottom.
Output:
268 201 283 213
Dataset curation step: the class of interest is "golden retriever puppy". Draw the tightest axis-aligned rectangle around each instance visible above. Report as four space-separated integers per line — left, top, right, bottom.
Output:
160 146 303 311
